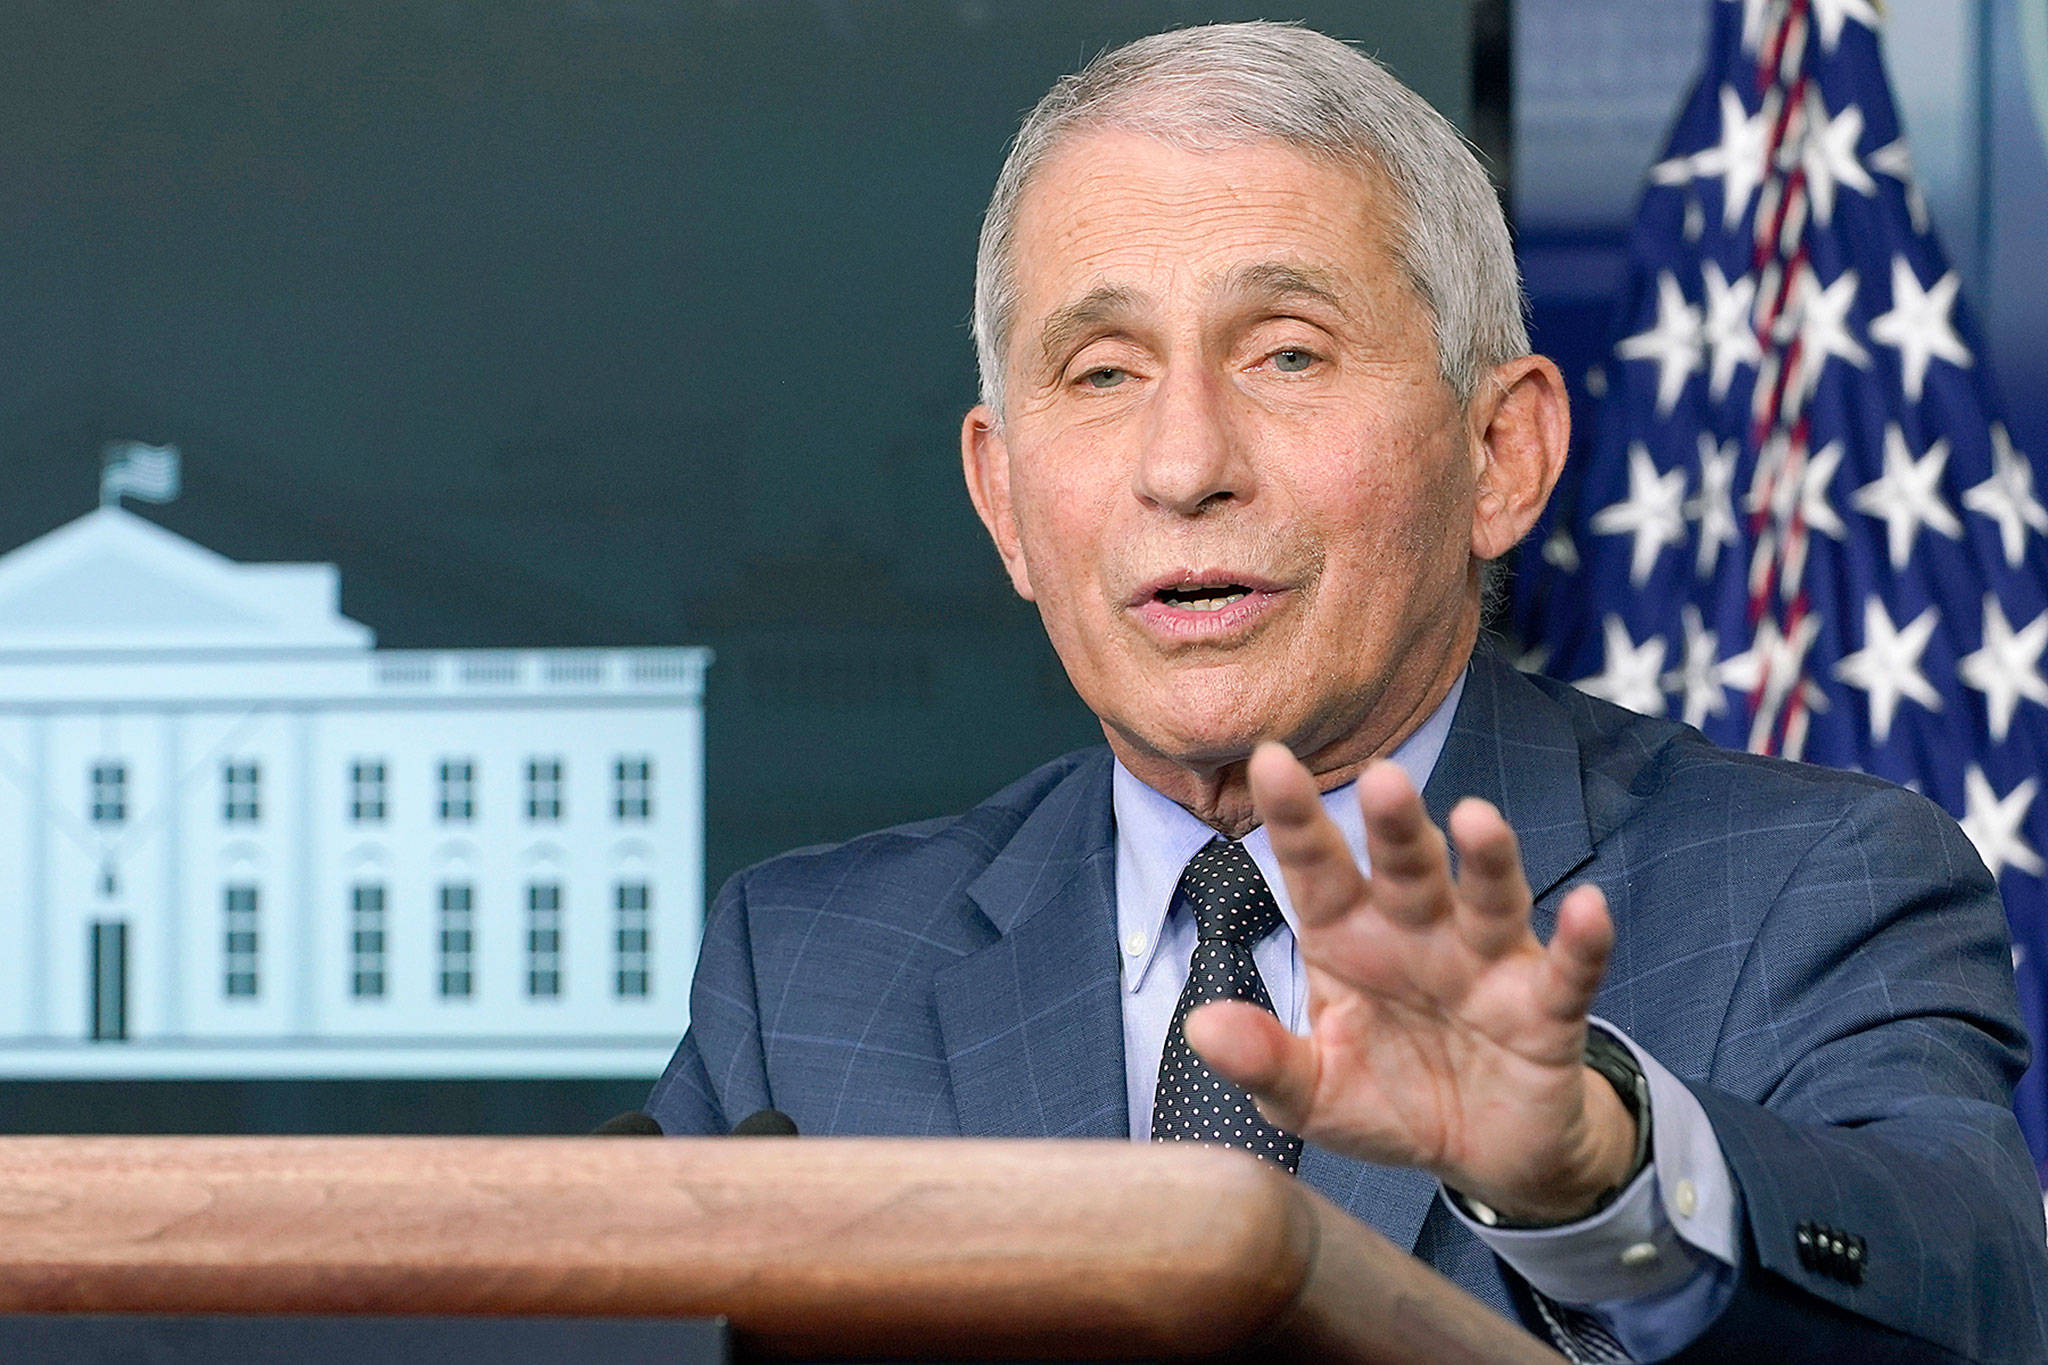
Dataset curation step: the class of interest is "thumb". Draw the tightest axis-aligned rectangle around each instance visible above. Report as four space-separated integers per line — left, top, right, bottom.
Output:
1184 999 1317 1132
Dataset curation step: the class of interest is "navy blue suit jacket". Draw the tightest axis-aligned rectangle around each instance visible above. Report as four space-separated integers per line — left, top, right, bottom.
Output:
651 649 2048 1361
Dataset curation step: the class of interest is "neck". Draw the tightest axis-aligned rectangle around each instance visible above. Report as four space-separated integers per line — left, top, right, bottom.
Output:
1108 639 1474 838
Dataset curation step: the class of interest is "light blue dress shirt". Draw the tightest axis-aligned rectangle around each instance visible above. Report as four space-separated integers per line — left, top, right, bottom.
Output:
1110 671 1741 1358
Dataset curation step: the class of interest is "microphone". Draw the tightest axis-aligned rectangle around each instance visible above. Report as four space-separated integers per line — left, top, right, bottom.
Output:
730 1108 799 1137
590 1110 664 1136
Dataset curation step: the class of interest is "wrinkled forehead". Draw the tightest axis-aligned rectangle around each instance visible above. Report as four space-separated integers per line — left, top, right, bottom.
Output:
1004 128 1418 335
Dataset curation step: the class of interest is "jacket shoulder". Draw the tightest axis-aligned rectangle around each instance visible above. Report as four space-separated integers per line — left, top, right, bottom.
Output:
728 746 1109 910
1519 668 1912 827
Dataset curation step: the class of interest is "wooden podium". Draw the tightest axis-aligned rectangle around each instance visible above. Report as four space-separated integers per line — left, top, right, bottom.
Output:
0 1136 1562 1362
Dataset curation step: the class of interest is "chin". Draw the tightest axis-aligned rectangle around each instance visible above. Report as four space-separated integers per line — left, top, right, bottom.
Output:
1118 697 1289 773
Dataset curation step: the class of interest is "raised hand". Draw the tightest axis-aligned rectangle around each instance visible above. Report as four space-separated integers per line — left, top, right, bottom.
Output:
1183 742 1637 1223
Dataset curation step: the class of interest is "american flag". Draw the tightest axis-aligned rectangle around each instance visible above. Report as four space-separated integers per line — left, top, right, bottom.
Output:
1512 0 2048 1182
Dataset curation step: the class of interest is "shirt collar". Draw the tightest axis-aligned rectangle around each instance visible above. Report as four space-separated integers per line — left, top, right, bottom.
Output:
1111 668 1466 993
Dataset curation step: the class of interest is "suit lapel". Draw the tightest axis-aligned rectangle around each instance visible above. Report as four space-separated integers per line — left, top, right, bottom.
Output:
1305 648 1597 1248
929 653 1596 1240
1424 645 1595 919
934 751 1130 1140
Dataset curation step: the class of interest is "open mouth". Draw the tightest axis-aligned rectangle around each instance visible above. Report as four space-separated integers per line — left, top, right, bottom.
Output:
1156 583 1253 612
1128 571 1285 638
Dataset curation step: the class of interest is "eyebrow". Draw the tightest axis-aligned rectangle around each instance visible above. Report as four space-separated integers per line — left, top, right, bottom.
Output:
1031 263 1350 376
1035 285 1144 374
1220 261 1346 312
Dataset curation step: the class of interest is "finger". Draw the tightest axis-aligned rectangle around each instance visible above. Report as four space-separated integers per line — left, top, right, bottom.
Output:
1356 760 1452 927
1447 797 1534 956
1249 742 1368 929
1184 998 1317 1132
1539 882 1613 1025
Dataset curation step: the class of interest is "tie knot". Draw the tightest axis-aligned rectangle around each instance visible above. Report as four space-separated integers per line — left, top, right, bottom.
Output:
1178 838 1283 946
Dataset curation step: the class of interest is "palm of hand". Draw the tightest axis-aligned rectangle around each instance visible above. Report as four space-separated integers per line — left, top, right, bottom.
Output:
1185 744 1624 1219
1294 906 1598 1192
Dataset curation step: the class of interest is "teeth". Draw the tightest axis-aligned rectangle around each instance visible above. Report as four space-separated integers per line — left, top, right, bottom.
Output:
1172 590 1249 611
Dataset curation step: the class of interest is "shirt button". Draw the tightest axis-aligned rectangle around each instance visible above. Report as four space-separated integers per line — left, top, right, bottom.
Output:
1674 1179 1698 1218
1619 1241 1660 1268
1124 931 1147 956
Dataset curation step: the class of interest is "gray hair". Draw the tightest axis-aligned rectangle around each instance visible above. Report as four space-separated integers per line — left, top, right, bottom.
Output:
972 21 1528 419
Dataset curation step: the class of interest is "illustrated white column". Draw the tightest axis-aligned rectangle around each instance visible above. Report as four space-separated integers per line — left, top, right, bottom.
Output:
293 707 318 1036
25 712 48 1038
160 713 183 1037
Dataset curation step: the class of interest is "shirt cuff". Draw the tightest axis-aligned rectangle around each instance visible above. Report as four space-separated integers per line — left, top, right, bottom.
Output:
1442 1018 1738 1305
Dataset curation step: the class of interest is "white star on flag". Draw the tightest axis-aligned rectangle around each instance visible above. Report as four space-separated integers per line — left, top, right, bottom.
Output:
1617 272 1705 415
1963 424 2048 568
1542 524 1581 573
1850 427 1962 569
1959 595 2048 742
1718 613 1828 754
1743 436 1847 600
1656 86 1770 232
1592 444 1691 586
1868 256 1971 402
1786 265 1870 402
1579 615 1669 717
1665 604 1728 727
1809 0 1882 51
1701 261 1762 400
1868 139 1931 233
1960 766 2045 879
1732 0 1773 53
1686 434 1742 577
1758 438 1848 554
1833 596 1942 743
1799 93 1875 227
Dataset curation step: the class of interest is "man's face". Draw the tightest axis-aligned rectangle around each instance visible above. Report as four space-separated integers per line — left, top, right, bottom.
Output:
964 130 1513 777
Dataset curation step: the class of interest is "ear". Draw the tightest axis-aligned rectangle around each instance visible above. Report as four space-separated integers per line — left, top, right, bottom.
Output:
960 404 1037 601
1466 355 1570 563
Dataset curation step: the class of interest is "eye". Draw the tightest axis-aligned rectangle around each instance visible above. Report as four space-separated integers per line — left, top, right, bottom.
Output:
1270 348 1316 373
1081 366 1129 390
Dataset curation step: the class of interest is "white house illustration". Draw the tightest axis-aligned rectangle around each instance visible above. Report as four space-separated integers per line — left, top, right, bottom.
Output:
0 504 709 1077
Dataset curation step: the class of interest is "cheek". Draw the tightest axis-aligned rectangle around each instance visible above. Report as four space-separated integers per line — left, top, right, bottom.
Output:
1316 460 1471 614
1010 470 1109 618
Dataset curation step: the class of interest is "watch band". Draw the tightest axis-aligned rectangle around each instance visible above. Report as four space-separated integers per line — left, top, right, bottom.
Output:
1448 1027 1654 1231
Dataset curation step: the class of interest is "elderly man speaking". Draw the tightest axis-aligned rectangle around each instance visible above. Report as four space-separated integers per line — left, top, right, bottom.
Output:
651 22 2048 1360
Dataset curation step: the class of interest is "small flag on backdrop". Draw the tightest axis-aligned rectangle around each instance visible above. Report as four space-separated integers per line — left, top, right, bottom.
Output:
1512 0 2048 1180
99 441 182 507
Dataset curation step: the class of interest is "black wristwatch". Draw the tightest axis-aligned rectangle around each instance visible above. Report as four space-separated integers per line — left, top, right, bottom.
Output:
1448 1027 1654 1230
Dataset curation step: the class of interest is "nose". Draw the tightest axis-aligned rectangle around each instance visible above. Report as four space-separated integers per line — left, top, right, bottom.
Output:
1131 367 1250 515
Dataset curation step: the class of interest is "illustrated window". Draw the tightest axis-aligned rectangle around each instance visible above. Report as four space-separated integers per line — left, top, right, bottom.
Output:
527 882 562 998
614 881 650 998
438 883 475 998
350 761 388 823
612 756 653 822
526 758 564 823
223 885 259 998
438 759 476 823
351 884 387 999
90 763 127 825
222 761 260 823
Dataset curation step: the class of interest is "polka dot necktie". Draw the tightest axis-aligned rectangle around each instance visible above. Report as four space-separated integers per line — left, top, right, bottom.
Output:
1149 837 1303 1172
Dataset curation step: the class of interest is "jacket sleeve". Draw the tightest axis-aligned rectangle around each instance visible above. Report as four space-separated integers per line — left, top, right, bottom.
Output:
645 869 774 1136
1658 783 2048 1361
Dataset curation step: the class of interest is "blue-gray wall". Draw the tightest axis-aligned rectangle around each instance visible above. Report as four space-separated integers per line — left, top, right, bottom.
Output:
0 0 1479 1130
